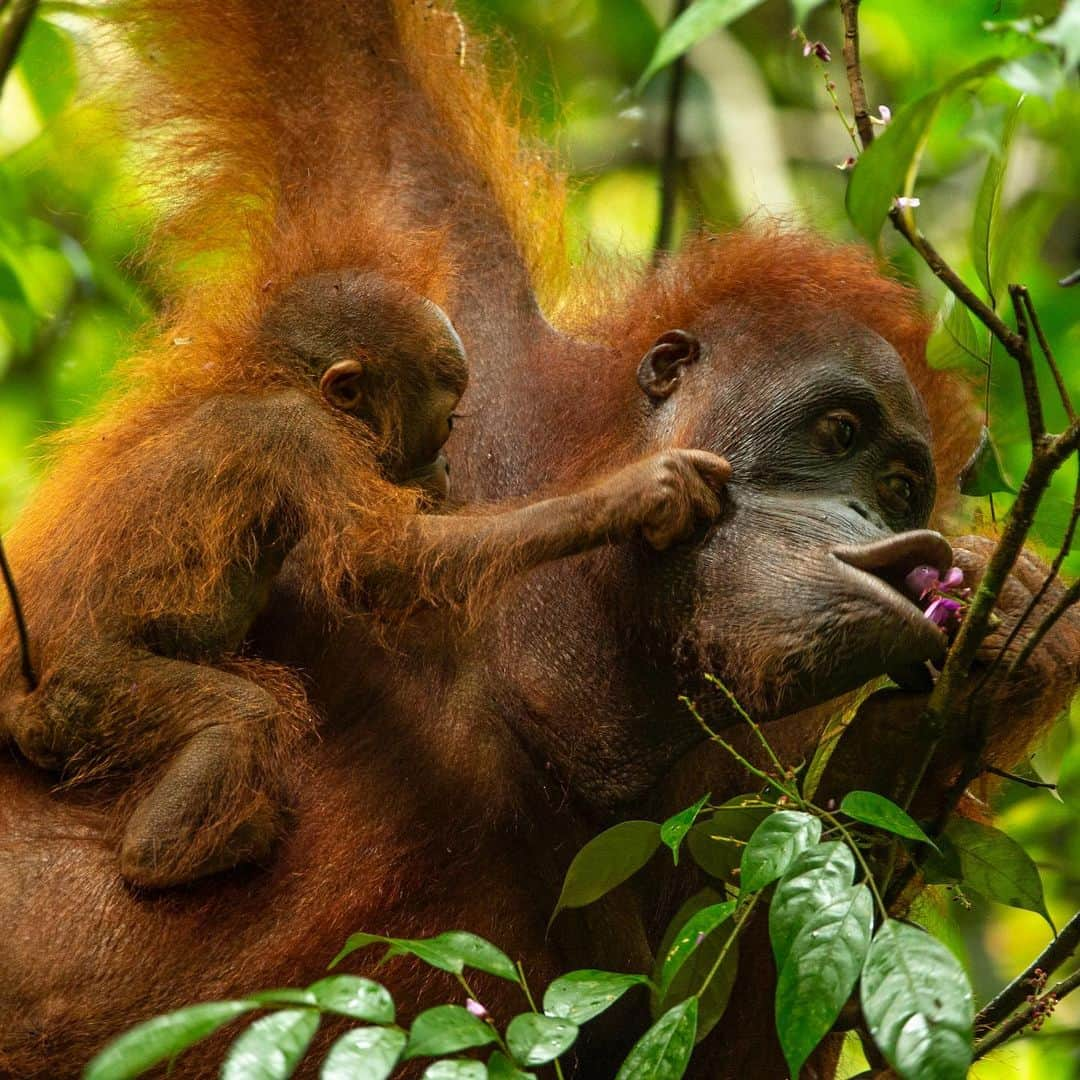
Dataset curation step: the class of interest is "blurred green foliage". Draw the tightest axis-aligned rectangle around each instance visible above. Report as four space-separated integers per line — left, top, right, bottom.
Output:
0 1 1076 1075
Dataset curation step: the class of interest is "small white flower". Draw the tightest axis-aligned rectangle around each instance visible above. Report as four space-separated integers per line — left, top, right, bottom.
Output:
871 105 892 126
894 196 921 209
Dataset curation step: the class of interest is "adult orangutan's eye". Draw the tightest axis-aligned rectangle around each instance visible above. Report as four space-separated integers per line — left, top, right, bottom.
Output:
812 411 859 456
880 471 917 514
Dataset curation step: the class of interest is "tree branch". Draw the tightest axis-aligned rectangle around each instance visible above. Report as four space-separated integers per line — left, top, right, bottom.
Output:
0 0 38 92
976 912 1080 1032
839 0 874 148
975 966 1080 1060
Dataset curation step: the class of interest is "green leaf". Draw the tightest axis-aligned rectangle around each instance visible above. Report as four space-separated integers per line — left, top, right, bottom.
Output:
17 18 77 121
970 97 1022 302
846 57 1004 242
307 976 394 1023
221 1009 321 1080
661 793 710 865
959 426 1016 496
658 901 737 997
487 1050 536 1079
861 920 974 1080
551 821 661 921
926 293 986 372
248 990 317 1008
943 817 1053 929
506 1013 578 1066
791 0 829 24
422 1063 487 1080
775 886 874 1078
637 0 768 90
403 1005 498 1060
1057 743 1080 813
769 842 857 972
84 1001 257 1080
999 52 1066 103
616 997 698 1080
320 1027 407 1080
1037 0 1080 70
542 970 651 1025
332 931 517 982
839 791 935 847
686 801 771 884
740 810 822 894
652 891 738 1043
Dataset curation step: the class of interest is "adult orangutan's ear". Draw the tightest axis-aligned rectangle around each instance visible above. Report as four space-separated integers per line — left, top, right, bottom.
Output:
636 330 701 400
320 359 367 411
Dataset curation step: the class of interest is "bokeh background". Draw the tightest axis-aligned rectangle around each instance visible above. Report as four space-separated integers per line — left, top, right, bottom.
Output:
0 1 1076 1076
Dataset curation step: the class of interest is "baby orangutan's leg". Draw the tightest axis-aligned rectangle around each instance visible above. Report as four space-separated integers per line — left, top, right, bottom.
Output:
117 656 310 888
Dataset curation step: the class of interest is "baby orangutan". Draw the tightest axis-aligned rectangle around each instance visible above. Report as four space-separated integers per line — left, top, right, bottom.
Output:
1 269 730 888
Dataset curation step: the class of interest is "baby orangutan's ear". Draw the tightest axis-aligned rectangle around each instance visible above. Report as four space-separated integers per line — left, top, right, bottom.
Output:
319 359 367 412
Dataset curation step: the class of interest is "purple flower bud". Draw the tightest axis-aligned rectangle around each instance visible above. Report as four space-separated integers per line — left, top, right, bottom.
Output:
924 596 962 627
903 565 940 601
803 41 813 56
466 999 490 1020
941 566 965 591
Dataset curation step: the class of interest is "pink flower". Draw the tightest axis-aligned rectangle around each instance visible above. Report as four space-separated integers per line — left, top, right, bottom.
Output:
466 999 490 1020
802 40 832 61
925 596 963 629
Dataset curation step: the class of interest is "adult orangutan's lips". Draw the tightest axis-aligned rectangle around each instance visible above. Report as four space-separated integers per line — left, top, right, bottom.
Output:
831 530 954 662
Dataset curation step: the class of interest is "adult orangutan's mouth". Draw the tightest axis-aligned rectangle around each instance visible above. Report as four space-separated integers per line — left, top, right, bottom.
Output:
831 530 953 665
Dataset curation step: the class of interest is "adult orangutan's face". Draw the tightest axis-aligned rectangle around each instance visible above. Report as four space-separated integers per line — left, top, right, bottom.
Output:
635 312 951 721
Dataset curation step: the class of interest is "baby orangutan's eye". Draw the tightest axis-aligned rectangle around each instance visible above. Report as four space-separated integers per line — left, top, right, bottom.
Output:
812 411 859 456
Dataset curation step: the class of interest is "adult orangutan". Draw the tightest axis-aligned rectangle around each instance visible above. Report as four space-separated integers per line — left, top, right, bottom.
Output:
0 2 1075 1078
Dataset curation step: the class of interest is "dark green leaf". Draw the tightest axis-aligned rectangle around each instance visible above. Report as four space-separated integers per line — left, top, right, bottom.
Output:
638 0 768 90
959 426 1016 496
922 835 963 886
487 1050 536 1079
970 97 1021 302
740 810 822 894
422 1063 487 1079
1057 743 1080 813
329 932 385 970
403 1005 498 1060
652 891 738 1043
943 817 1052 929
661 793 710 864
686 801 771 883
221 1009 320 1080
846 58 1003 241
658 901 737 997
84 1001 256 1080
551 821 661 921
543 970 651 1025
775 886 874 1078
616 998 698 1080
308 976 394 1023
249 990 317 1008
861 921 974 1080
333 931 517 982
506 1013 578 1066
839 791 935 847
926 293 986 372
320 1027 407 1080
769 842 857 972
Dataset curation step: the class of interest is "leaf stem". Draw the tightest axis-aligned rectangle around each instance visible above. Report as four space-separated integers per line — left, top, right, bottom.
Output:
695 893 759 1001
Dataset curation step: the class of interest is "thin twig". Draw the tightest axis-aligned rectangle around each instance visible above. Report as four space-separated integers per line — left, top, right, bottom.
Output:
839 0 874 148
1020 287 1076 422
976 912 1080 1031
1008 285 1047 442
983 765 1056 790
654 0 690 260
974 967 1080 1060
1009 577 1080 677
0 0 38 92
0 537 36 692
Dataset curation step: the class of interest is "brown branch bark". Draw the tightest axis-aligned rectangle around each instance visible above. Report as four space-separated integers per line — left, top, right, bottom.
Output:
839 0 874 149
975 966 1080 1060
0 0 38 92
654 0 690 260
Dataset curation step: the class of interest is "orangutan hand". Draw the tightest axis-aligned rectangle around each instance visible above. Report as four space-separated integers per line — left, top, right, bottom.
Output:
594 449 731 551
